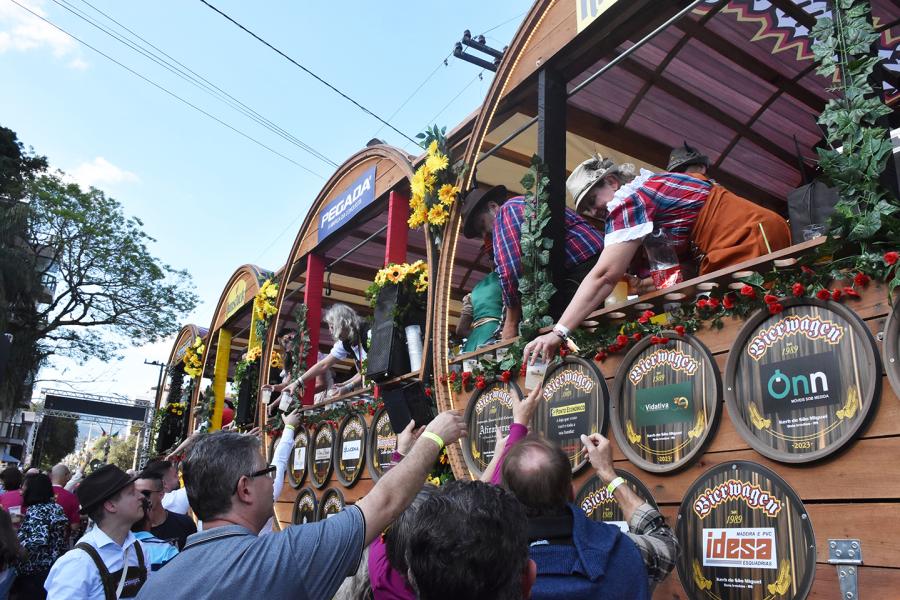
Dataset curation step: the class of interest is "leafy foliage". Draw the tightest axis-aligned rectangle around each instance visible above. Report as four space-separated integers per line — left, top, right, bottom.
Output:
810 0 898 244
35 414 78 470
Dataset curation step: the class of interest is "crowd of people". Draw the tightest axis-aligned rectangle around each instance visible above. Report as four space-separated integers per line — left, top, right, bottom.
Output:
0 382 678 600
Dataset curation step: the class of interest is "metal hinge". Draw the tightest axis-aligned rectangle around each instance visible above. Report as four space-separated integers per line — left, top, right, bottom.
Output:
828 539 862 599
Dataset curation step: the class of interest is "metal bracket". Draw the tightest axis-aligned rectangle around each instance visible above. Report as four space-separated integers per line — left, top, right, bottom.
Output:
828 539 862 599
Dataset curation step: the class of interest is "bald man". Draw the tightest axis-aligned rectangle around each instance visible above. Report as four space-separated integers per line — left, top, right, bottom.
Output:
50 463 82 530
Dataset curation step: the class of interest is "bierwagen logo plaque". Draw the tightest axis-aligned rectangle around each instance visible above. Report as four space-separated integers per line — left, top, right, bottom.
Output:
335 413 367 487
317 487 346 521
287 425 309 489
676 461 815 600
310 422 335 489
291 487 317 525
367 406 397 482
534 356 609 473
463 380 521 477
724 299 880 463
612 332 721 472
575 468 657 532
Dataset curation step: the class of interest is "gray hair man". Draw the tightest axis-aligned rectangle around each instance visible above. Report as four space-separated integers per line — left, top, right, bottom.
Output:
136 410 467 600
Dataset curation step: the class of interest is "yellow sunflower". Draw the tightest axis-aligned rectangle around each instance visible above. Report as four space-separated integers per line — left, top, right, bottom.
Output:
427 204 449 226
415 272 429 293
438 184 459 206
409 193 425 211
427 140 439 157
425 152 449 173
386 266 404 284
408 205 427 229
375 268 389 286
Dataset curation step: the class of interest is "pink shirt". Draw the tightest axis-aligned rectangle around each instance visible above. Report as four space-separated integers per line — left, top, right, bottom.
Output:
53 485 81 525
368 536 415 600
0 490 22 514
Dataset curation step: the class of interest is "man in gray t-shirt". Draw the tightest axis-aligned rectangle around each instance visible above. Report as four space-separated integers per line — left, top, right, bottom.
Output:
138 411 467 600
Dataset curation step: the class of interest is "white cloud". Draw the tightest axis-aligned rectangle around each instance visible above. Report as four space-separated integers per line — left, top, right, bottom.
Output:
67 157 139 189
0 0 87 68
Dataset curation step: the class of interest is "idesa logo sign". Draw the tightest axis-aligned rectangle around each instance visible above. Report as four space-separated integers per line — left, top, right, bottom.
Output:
703 528 777 569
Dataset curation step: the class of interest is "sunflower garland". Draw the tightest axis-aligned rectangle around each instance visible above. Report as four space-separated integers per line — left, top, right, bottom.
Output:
408 125 465 248
182 336 205 378
253 279 279 321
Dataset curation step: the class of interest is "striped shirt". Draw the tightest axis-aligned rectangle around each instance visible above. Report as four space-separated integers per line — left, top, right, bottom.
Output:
493 198 605 307
605 173 711 259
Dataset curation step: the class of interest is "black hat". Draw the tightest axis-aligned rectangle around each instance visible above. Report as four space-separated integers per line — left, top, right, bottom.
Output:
76 464 137 514
667 142 709 173
460 185 508 239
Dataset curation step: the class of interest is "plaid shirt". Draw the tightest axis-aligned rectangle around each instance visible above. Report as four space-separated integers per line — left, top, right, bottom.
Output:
492 198 604 307
625 502 679 591
606 173 711 259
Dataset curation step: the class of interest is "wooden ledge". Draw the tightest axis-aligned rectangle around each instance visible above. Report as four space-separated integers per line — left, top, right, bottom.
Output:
448 238 825 365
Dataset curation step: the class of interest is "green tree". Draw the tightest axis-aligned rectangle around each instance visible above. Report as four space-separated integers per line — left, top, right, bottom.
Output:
91 427 140 471
34 414 78 470
0 125 198 409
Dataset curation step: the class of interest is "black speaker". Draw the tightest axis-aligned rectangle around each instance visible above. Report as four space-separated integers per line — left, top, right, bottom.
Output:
382 381 435 434
0 334 11 385
367 321 409 382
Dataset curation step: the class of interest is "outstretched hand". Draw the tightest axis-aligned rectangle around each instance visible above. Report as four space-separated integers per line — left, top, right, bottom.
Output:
513 384 542 426
397 419 425 456
425 410 467 447
522 332 563 366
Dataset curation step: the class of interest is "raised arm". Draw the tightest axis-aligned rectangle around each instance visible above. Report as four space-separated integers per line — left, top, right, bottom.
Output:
355 410 466 544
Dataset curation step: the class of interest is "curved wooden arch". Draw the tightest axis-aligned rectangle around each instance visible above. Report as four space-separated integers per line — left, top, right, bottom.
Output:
188 263 272 428
433 0 560 480
259 144 420 446
153 323 208 411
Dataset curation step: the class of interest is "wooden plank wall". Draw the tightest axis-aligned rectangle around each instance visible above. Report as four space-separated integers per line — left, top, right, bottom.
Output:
448 282 899 599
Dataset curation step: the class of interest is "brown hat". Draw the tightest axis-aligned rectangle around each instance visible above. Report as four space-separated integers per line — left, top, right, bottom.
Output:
460 185 507 239
76 464 137 514
667 142 709 172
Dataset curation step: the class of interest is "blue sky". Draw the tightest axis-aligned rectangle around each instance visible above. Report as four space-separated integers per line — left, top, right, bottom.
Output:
1 0 526 404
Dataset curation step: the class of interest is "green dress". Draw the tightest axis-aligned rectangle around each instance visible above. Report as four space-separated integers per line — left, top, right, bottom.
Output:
463 272 503 353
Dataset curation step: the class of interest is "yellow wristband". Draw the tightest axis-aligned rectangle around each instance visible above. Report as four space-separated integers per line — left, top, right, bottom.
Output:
284 423 295 431
606 476 625 494
421 431 444 450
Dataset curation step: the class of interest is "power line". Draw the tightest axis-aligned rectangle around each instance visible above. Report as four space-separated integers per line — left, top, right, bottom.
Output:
8 0 324 177
198 0 419 146
51 0 338 168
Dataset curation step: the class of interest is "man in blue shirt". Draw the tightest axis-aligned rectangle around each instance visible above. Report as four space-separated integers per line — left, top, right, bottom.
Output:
137 409 467 600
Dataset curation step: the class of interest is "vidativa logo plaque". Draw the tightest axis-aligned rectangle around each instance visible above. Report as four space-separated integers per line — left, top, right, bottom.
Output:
724 298 880 463
676 461 815 600
611 333 721 472
534 356 609 473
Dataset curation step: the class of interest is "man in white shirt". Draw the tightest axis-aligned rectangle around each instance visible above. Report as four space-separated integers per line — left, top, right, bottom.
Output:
45 464 150 599
143 460 190 516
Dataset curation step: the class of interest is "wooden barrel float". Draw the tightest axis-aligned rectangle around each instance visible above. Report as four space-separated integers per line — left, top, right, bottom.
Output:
287 425 309 489
611 332 721 473
675 461 816 600
291 487 317 525
884 298 900 398
309 422 335 489
463 379 522 478
335 412 367 487
367 406 397 482
575 468 657 531
724 298 881 463
317 487 346 520
533 356 608 473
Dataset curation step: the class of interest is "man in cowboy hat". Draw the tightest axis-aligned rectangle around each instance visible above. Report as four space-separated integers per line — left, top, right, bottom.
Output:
45 464 151 599
460 184 605 339
522 142 791 366
567 154 638 220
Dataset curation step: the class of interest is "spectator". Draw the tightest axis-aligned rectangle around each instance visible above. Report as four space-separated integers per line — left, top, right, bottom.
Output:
500 432 677 598
134 473 195 550
143 461 189 516
0 509 22 600
12 474 68 599
259 409 300 536
136 410 467 600
49 464 81 534
272 304 368 401
44 464 150 599
405 480 535 600
0 470 22 525
460 185 605 339
130 504 177 572
63 453 92 493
